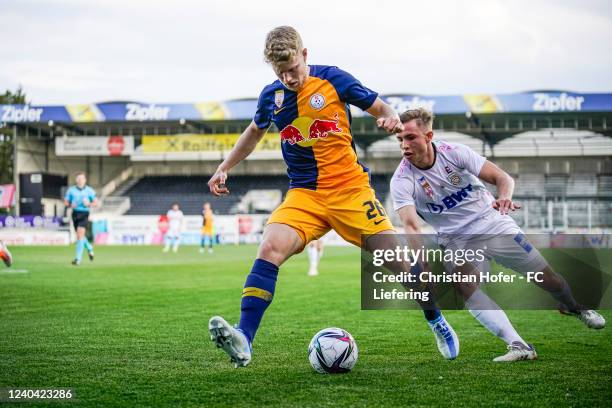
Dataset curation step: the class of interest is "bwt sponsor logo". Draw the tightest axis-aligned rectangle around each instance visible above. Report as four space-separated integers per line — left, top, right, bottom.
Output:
532 93 584 112
426 184 473 214
120 234 146 244
385 96 436 113
125 103 170 121
2 105 44 122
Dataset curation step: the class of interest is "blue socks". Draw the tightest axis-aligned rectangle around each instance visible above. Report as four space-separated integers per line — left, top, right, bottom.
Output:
75 238 93 263
75 239 85 262
238 259 279 342
83 239 93 253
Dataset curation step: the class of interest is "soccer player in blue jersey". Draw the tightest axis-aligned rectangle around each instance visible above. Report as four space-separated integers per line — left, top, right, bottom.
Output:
64 172 97 266
207 26 460 367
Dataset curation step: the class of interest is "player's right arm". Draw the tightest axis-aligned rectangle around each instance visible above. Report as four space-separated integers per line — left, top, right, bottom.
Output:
63 188 74 208
208 121 267 196
478 160 521 215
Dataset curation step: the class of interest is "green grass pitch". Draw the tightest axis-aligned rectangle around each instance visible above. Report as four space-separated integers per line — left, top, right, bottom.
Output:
1 245 611 407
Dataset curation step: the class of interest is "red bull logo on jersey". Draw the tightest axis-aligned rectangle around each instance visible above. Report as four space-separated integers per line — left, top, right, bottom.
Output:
279 114 342 147
426 184 474 214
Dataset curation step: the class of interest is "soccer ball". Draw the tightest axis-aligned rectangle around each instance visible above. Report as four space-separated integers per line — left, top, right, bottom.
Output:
307 328 358 374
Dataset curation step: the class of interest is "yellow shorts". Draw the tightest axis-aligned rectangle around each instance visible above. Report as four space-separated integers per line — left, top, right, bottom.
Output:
202 228 213 236
267 185 394 248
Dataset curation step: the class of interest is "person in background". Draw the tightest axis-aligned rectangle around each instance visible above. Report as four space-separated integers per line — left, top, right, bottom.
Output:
306 239 323 276
163 202 184 253
200 202 215 254
64 172 97 266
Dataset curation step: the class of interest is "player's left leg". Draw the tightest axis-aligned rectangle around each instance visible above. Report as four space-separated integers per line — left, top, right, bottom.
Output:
172 235 180 253
80 214 93 262
207 234 213 253
209 223 307 367
534 265 605 329
488 232 605 330
209 189 330 368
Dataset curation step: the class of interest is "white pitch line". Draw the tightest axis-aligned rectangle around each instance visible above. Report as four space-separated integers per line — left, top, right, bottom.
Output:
0 269 29 274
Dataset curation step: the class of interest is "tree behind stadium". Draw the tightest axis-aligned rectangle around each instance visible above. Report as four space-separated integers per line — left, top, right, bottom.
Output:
0 87 27 185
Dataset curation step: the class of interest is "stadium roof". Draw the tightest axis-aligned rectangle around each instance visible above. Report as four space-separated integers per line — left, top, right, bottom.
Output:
2 91 612 124
3 91 611 148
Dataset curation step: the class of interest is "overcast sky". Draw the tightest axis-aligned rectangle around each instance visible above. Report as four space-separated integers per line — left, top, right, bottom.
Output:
1 0 611 105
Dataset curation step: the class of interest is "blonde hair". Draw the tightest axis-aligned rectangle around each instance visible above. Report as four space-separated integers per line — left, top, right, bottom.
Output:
399 108 434 131
264 26 303 65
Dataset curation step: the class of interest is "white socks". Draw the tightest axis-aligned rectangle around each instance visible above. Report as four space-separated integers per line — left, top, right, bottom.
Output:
307 245 319 275
465 289 527 346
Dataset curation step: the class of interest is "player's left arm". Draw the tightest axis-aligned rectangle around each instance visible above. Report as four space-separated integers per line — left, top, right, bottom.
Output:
366 98 404 134
477 160 521 215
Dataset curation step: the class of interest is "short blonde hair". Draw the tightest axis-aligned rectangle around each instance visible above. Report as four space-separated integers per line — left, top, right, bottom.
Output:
264 26 303 65
399 108 434 131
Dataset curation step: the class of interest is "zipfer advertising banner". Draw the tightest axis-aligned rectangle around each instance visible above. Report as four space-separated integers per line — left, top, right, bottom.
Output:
2 92 612 123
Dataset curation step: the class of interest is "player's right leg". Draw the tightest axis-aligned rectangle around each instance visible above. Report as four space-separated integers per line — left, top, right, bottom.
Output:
0 241 12 267
163 235 172 252
209 223 304 367
461 284 536 361
72 224 87 266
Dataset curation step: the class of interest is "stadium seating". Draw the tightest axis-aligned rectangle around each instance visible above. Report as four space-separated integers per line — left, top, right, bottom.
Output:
122 175 289 215
113 168 611 229
598 175 612 197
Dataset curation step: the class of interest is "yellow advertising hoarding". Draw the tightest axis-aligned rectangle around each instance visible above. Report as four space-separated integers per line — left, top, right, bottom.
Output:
141 133 281 153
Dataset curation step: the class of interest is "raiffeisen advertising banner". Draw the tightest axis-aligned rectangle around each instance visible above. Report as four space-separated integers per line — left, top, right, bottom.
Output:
2 92 611 123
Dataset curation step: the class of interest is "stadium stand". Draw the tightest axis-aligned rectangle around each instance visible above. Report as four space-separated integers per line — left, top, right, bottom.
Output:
122 175 290 215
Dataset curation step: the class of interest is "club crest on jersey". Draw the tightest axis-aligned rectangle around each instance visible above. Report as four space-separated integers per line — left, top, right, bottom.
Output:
310 93 325 110
274 90 284 108
418 176 434 199
448 173 462 186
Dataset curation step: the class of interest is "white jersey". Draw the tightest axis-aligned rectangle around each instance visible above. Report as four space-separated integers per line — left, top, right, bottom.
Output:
166 209 184 234
390 141 500 235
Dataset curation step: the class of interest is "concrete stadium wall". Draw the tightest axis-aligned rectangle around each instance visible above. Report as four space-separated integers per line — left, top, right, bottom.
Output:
16 138 131 188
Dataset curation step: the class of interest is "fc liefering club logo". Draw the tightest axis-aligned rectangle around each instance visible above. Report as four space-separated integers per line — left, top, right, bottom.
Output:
310 93 325 110
448 173 462 186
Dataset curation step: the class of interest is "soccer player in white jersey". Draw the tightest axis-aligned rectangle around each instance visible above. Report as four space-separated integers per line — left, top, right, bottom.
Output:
306 239 324 276
390 108 605 362
163 203 184 253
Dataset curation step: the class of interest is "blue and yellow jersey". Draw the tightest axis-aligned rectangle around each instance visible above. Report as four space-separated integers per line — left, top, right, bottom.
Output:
202 209 214 234
64 185 96 212
254 65 377 190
